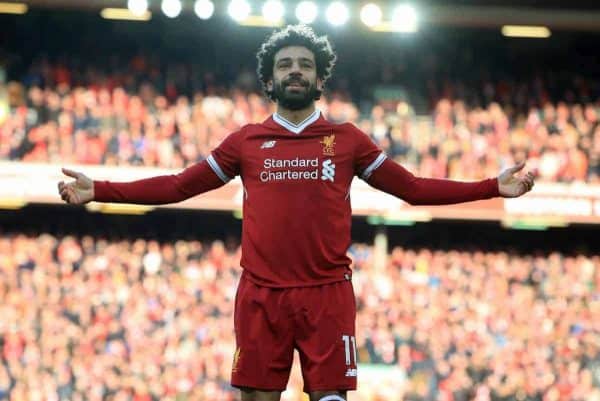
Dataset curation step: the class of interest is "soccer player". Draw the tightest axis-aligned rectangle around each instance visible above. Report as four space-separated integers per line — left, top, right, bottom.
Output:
58 25 535 401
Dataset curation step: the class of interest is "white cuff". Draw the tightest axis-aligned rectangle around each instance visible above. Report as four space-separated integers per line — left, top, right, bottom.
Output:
207 154 232 183
361 152 387 180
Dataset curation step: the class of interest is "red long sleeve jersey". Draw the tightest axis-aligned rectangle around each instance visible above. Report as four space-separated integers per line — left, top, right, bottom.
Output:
208 111 384 287
95 110 499 287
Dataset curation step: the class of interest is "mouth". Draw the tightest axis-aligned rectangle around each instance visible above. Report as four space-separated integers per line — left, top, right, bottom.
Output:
285 80 307 89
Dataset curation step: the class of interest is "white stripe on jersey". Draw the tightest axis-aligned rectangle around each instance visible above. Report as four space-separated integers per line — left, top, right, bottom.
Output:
273 109 321 134
361 152 387 180
207 154 232 183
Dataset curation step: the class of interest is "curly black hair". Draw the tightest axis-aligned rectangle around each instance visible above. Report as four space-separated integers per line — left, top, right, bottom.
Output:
256 24 337 101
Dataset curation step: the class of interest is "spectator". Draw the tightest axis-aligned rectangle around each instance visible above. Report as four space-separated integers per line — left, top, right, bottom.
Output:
0 232 598 400
1 57 599 182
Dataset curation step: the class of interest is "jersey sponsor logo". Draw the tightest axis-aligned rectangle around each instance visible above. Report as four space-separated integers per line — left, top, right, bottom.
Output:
260 158 320 182
321 159 336 182
263 158 318 169
345 368 357 377
260 169 319 182
260 140 277 149
258 157 336 183
320 134 336 156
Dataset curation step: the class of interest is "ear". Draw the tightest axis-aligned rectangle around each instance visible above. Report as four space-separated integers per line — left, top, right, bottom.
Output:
266 79 273 92
316 77 323 91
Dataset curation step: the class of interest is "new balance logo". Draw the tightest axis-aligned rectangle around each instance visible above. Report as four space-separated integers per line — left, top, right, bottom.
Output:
321 159 336 182
345 368 357 377
260 140 277 149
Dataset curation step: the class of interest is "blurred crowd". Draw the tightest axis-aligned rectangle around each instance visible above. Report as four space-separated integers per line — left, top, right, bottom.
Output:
1 234 239 401
349 243 600 401
0 232 598 401
1 56 599 183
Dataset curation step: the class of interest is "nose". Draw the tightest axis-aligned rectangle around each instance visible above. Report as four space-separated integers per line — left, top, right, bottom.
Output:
290 60 303 74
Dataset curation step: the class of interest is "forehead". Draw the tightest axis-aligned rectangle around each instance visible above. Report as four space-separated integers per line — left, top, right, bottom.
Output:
274 46 315 62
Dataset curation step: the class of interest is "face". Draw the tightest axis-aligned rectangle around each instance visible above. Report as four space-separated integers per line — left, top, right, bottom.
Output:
268 46 322 111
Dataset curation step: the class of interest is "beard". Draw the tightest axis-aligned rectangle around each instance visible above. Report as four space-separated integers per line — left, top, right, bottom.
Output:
272 76 319 111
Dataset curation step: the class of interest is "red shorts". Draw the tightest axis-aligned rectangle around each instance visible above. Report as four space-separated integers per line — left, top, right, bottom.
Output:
231 273 358 392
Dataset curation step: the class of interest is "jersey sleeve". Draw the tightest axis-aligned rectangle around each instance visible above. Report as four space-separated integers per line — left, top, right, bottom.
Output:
349 123 387 180
367 158 500 205
207 129 244 183
93 160 224 204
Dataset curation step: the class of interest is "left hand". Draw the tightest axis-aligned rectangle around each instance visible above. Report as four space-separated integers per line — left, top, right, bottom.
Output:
497 162 536 198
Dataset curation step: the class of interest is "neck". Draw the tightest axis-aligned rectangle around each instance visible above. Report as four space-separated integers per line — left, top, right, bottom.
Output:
275 104 316 125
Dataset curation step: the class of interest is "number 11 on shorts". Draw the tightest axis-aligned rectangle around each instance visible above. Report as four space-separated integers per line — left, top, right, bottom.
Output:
342 335 357 365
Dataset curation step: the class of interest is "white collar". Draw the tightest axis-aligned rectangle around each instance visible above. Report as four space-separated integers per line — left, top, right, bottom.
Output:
272 109 321 134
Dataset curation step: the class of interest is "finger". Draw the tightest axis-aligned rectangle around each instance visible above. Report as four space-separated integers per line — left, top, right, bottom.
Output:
62 168 81 180
525 179 534 191
520 182 528 193
67 187 77 199
68 187 80 204
58 181 64 191
507 161 526 174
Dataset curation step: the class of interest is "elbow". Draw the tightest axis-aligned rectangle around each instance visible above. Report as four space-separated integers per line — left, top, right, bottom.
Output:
383 188 420 205
403 198 421 206
398 193 429 206
385 188 418 205
391 193 419 206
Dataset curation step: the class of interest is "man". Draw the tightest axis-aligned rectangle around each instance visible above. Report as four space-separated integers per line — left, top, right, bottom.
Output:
58 25 535 401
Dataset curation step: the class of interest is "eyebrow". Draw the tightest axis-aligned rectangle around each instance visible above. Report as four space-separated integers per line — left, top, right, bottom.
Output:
276 57 315 65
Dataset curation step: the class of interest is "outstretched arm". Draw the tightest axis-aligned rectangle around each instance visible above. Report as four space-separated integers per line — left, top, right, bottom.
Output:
367 159 535 205
58 161 225 205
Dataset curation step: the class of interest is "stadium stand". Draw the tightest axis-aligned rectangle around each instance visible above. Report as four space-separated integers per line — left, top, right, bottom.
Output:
1 5 599 401
0 230 598 401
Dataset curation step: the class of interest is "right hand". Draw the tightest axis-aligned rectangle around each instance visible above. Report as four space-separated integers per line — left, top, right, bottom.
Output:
58 168 94 204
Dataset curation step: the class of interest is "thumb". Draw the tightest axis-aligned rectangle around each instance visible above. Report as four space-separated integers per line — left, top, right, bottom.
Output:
62 168 82 180
506 161 526 175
